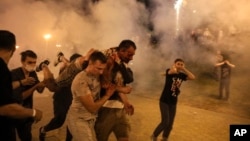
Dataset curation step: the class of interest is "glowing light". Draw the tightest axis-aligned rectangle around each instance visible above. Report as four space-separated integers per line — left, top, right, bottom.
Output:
43 34 51 40
174 0 183 36
16 45 19 49
43 34 51 58
56 44 62 48
174 0 183 11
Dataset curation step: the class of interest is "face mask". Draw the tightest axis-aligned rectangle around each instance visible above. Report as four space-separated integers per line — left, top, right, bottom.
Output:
24 64 35 72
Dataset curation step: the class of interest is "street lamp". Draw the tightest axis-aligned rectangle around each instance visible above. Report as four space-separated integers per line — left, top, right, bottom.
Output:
43 34 51 58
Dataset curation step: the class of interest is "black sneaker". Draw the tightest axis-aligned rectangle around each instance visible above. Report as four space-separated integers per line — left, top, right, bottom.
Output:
54 52 64 66
36 59 50 72
39 127 46 141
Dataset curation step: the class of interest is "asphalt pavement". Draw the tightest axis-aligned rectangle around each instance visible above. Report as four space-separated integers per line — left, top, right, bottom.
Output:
24 87 250 141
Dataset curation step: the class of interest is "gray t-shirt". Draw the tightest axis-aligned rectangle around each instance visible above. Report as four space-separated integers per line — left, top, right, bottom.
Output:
69 70 101 120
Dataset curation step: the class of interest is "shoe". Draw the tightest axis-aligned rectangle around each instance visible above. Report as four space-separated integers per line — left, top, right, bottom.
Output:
39 127 46 141
36 59 50 72
54 52 64 66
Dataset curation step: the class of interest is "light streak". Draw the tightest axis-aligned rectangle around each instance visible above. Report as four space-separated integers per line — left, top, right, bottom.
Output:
174 0 183 36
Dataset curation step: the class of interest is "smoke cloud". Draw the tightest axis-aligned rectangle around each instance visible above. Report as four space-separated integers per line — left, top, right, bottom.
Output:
1 0 250 109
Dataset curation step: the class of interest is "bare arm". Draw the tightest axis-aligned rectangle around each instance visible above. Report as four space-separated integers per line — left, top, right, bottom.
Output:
215 61 225 67
55 49 95 88
168 66 178 74
79 94 110 114
119 93 134 115
78 48 94 67
170 64 195 80
0 103 42 122
182 67 196 80
79 84 116 113
114 71 134 115
116 85 132 94
225 60 235 68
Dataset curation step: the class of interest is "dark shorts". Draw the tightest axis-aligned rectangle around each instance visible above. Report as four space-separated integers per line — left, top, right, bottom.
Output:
95 107 130 141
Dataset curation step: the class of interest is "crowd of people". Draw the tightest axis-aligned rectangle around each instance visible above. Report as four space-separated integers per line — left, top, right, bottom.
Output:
1 27 237 141
0 30 137 141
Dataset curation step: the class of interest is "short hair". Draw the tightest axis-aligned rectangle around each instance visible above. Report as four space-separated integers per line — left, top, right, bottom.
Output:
0 30 16 51
117 40 136 51
174 58 184 63
69 53 82 62
89 51 107 64
20 50 37 62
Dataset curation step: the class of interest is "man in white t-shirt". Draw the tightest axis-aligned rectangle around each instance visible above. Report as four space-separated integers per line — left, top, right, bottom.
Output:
67 51 116 141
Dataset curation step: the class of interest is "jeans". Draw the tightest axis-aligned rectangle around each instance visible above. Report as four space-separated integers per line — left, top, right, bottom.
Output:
153 101 177 138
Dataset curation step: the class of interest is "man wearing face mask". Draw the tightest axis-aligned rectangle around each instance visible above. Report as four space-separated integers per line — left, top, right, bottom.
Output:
11 50 45 141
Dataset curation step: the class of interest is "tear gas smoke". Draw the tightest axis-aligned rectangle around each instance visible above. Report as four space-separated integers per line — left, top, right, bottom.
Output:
1 0 250 108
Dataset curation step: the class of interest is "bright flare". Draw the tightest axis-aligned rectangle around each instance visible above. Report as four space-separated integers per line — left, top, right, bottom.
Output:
44 34 51 40
174 0 183 36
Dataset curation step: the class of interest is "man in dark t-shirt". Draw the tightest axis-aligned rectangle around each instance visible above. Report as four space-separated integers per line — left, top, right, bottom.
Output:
0 30 43 141
11 50 45 141
0 57 17 141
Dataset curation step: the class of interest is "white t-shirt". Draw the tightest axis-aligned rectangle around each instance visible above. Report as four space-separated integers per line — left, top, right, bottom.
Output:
69 70 101 120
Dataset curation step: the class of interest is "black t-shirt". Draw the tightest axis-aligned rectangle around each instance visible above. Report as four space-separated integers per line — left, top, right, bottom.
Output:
0 57 16 141
11 67 39 108
160 69 187 105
